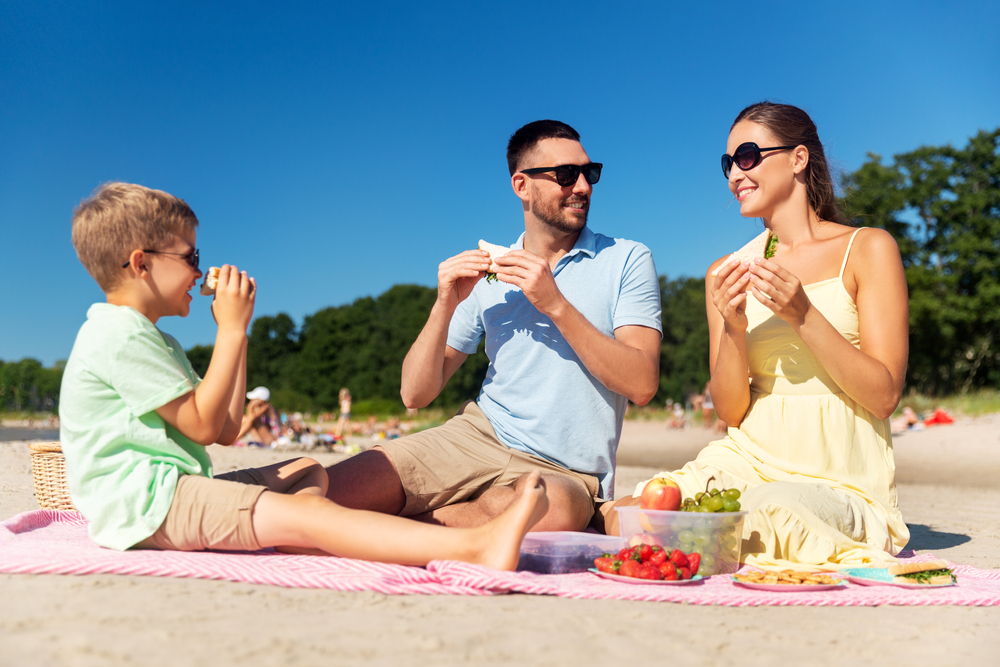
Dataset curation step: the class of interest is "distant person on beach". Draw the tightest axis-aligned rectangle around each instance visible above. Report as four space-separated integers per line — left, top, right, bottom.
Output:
325 120 662 531
335 388 352 437
236 386 280 447
600 103 910 570
57 182 547 569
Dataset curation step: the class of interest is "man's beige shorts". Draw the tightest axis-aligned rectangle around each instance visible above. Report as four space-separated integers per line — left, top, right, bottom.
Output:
378 401 600 518
133 468 267 552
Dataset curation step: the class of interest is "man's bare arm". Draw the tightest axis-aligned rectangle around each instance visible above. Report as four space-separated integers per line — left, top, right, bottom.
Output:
400 249 486 408
494 251 660 405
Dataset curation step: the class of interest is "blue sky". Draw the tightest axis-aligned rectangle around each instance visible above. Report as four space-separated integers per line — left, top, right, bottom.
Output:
2 1 998 366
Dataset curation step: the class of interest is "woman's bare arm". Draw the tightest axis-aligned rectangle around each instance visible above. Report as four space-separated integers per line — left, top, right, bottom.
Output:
747 229 908 418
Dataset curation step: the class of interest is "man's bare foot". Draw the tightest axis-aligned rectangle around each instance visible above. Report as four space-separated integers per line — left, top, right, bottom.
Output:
473 471 549 570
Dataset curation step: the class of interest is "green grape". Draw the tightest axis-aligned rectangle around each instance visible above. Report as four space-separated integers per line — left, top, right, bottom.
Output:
700 553 716 569
696 505 711 513
709 488 721 497
677 529 695 544
706 496 725 512
695 492 706 503
722 497 741 512
722 488 741 500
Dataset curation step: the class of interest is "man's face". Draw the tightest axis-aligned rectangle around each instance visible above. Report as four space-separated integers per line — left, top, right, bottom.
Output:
521 138 593 234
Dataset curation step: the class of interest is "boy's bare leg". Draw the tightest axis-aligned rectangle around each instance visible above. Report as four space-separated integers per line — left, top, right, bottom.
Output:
252 471 549 570
254 458 328 497
412 473 593 532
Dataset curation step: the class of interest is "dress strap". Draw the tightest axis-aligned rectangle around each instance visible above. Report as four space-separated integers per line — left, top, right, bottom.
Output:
838 228 866 280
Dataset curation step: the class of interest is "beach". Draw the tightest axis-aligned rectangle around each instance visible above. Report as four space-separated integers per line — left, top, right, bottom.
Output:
2 416 998 666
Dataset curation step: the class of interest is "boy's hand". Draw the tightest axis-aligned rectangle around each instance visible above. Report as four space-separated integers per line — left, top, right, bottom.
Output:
211 264 256 333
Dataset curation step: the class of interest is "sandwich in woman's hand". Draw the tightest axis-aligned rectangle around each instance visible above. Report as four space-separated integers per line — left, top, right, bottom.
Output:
710 229 779 277
887 560 957 585
479 240 511 284
200 267 221 296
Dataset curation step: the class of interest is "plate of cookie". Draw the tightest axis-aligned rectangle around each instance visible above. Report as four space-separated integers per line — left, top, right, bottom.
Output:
731 569 847 592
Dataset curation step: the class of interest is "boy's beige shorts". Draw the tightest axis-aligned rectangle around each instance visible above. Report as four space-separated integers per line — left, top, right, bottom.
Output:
377 401 600 519
133 468 267 552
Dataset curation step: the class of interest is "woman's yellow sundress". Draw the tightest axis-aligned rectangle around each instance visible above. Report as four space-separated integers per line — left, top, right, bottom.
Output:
636 228 909 570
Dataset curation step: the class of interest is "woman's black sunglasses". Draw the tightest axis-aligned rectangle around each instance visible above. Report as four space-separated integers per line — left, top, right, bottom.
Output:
721 143 797 179
520 162 603 187
122 248 200 270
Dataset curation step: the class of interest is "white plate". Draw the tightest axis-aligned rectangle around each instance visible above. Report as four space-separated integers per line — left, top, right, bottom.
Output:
839 567 956 589
731 577 846 592
588 569 704 585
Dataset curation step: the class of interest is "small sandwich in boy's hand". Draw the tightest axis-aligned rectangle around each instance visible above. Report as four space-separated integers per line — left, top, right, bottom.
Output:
200 267 221 296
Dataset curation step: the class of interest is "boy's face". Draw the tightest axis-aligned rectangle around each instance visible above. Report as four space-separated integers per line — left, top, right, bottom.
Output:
146 230 203 319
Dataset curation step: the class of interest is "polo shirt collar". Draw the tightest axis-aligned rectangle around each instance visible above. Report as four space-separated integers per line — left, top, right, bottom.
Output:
513 226 598 261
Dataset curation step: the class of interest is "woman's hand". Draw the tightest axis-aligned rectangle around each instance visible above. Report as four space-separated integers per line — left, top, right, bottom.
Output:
710 257 751 333
747 258 811 327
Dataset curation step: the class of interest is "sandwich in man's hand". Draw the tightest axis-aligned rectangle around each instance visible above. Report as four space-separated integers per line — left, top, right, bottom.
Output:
887 560 957 585
479 240 511 284
710 229 779 277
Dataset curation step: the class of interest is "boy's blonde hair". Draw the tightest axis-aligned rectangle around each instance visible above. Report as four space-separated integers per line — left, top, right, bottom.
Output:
72 182 199 292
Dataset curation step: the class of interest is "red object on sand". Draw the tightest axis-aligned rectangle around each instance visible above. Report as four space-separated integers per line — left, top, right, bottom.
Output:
924 408 955 426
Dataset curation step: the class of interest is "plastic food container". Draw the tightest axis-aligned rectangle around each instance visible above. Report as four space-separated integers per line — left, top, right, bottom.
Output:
517 532 627 574
615 507 748 576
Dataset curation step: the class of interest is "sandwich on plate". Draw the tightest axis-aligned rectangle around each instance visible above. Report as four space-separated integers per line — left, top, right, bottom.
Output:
888 560 957 585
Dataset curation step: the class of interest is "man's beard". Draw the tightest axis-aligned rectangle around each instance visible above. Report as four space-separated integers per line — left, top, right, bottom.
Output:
531 196 589 234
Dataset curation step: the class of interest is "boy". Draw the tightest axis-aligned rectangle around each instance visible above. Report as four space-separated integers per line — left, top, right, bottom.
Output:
59 182 547 568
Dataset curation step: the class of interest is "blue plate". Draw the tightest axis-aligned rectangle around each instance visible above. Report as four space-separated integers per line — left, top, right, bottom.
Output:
840 567 955 588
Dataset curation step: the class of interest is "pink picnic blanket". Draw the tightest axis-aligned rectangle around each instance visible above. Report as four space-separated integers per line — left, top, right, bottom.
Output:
3 511 999 606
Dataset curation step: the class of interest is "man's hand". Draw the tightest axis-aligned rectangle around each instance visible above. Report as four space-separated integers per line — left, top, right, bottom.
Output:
436 250 491 310
211 264 256 333
493 250 565 316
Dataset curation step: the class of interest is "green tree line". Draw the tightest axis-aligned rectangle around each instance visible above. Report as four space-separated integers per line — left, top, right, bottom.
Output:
5 128 997 414
0 359 63 412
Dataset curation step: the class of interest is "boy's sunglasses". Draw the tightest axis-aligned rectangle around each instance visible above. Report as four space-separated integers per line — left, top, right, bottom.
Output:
520 162 603 187
122 248 200 271
721 143 797 178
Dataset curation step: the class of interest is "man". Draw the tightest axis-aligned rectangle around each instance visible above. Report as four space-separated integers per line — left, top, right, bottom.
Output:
325 120 661 531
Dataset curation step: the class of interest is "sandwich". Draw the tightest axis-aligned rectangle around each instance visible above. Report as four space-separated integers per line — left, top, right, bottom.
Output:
887 560 956 585
479 240 511 284
710 229 779 277
200 267 221 296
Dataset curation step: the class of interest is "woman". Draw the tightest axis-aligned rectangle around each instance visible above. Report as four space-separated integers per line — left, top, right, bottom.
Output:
237 387 280 448
609 102 910 570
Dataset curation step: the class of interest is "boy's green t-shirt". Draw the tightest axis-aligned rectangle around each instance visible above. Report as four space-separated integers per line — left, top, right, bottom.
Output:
59 303 213 550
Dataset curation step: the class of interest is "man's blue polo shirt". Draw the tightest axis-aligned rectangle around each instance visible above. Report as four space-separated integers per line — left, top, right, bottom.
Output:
447 227 662 499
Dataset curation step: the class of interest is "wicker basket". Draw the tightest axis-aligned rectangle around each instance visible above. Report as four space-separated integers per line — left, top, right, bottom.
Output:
29 442 77 511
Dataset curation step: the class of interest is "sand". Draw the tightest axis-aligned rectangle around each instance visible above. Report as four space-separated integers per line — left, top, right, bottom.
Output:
2 416 999 666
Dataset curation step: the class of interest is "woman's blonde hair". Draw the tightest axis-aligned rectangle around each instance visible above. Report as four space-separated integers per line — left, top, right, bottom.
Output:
72 182 199 292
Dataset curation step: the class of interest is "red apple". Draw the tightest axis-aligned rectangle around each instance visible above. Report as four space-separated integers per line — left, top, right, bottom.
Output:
639 477 682 511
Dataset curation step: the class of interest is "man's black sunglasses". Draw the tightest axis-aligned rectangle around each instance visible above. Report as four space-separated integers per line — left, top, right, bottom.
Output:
721 143 797 179
122 248 200 271
520 162 603 187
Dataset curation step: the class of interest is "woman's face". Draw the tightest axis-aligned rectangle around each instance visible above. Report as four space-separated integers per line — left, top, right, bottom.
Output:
725 120 798 220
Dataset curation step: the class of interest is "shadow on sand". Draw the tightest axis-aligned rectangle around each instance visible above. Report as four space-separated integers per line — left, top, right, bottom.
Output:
905 523 971 551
